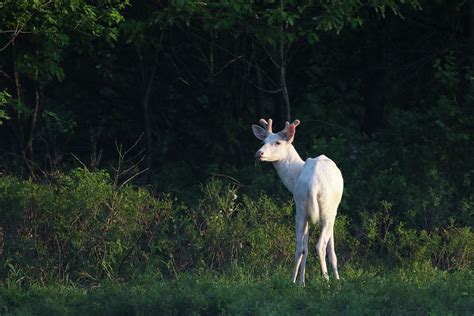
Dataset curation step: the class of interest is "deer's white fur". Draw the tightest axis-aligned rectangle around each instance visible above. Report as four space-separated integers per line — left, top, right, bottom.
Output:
252 119 343 286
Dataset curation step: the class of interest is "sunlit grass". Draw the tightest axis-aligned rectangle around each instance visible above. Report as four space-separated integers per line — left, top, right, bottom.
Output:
1 265 472 315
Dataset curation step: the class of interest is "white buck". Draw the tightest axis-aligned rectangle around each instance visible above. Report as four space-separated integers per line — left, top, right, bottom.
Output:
252 118 343 286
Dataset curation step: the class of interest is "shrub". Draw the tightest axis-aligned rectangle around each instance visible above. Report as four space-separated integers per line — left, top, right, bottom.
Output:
170 179 295 272
0 168 174 284
0 171 472 286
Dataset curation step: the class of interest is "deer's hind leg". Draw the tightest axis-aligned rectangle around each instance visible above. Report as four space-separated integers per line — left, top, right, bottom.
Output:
316 218 334 281
291 202 309 286
327 231 339 279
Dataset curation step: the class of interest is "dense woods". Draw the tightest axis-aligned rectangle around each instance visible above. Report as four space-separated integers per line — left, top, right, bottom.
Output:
0 1 472 309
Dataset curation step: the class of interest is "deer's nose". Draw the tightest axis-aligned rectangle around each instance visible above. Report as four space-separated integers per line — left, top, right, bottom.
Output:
255 150 264 160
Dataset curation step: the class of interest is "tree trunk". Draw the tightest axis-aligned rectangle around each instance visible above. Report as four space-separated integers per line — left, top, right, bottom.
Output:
12 40 25 156
138 47 159 174
25 81 41 163
142 86 153 173
252 42 265 118
279 0 291 122
280 57 291 122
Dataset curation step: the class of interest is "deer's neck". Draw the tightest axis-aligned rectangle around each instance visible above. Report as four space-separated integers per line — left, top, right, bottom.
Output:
273 145 305 194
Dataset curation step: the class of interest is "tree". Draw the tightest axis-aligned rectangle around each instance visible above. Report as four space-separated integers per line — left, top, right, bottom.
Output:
0 0 127 172
150 0 421 123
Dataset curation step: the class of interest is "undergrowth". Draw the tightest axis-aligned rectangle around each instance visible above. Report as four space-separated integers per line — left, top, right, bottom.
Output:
0 265 472 315
0 168 472 314
0 169 472 286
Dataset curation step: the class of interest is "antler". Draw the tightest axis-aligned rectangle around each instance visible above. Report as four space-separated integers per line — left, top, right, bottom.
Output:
277 119 301 141
258 118 273 134
279 119 300 134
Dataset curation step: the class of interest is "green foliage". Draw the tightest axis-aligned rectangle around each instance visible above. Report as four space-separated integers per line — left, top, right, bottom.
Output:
42 108 76 135
0 90 11 125
0 267 472 315
0 0 127 82
161 179 295 272
0 173 294 284
0 1 472 308
0 168 174 284
0 173 472 287
0 0 129 159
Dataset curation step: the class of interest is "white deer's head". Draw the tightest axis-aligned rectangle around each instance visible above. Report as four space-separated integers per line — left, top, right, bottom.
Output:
252 118 300 162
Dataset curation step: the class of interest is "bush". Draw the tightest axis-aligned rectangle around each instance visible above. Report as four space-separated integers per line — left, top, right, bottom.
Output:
169 179 295 272
0 170 472 286
0 168 174 284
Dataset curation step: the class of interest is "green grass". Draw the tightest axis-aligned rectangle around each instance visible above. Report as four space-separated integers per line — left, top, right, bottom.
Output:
0 265 472 315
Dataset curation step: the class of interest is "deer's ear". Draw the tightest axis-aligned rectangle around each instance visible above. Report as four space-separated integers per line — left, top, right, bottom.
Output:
286 124 296 143
252 125 268 140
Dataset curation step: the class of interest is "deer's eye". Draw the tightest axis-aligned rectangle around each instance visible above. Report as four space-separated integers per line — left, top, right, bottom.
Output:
275 141 281 145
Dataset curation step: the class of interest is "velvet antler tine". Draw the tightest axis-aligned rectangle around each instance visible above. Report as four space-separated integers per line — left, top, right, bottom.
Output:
292 119 300 127
267 119 273 133
259 118 273 133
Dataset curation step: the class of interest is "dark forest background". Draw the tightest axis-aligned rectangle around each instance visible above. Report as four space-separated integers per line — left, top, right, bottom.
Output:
0 0 472 287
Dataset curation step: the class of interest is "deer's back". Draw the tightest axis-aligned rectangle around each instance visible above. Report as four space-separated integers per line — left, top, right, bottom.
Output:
295 155 343 222
309 155 343 192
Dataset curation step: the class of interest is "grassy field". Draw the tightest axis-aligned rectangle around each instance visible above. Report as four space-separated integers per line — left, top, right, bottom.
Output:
0 265 472 315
